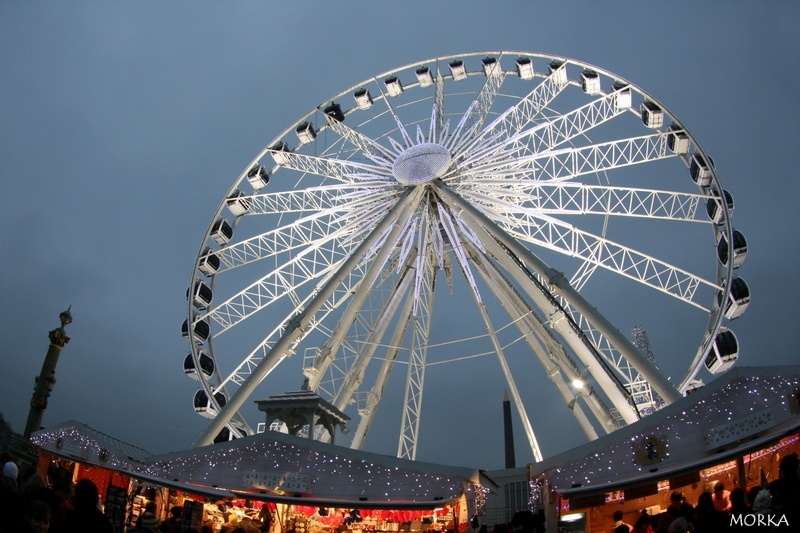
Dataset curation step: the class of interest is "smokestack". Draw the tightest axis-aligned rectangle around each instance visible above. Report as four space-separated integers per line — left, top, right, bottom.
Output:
503 390 515 468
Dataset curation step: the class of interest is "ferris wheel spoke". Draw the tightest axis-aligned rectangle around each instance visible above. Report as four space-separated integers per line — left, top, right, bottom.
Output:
324 114 396 164
267 149 393 184
490 211 718 310
505 92 623 158
245 183 389 215
213 194 393 273
457 131 676 182
218 255 375 392
481 62 569 138
201 207 392 333
436 202 482 298
445 68 507 152
432 69 446 143
465 184 707 222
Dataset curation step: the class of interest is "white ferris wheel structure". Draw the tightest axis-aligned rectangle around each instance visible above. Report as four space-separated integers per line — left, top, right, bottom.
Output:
182 52 750 462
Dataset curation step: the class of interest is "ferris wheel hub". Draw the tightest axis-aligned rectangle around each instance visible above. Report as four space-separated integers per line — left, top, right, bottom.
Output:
391 143 451 185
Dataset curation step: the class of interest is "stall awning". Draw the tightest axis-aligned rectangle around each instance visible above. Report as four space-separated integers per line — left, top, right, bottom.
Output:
32 421 487 509
527 365 800 499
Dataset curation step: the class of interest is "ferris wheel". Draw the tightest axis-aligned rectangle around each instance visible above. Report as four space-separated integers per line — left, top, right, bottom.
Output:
183 52 749 461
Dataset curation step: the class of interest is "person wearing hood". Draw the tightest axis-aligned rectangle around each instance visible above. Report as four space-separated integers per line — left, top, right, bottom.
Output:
1 461 25 531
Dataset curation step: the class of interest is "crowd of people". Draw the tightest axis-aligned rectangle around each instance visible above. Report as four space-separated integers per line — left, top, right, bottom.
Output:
0 453 276 533
609 453 800 532
0 455 197 533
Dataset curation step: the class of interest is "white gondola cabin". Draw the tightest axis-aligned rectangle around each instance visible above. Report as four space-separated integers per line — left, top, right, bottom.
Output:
183 351 214 381
193 389 228 418
449 60 467 81
641 101 664 128
704 327 738 374
717 229 748 268
415 66 433 87
270 141 292 165
247 165 269 190
612 81 631 109
353 88 373 110
187 281 213 310
706 189 734 224
717 277 751 320
225 189 250 217
384 76 403 97
548 59 567 85
482 56 499 76
181 318 210 343
515 57 534 80
210 218 233 246
198 248 220 276
690 153 714 187
667 123 690 154
581 69 601 95
296 121 316 144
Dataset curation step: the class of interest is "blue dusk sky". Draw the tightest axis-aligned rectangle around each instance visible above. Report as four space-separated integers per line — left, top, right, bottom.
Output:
1 1 798 470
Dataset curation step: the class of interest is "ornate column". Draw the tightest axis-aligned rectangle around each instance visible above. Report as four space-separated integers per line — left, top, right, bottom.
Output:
24 307 72 439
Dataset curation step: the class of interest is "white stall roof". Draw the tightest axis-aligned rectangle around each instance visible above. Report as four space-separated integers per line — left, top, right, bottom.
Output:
32 421 487 509
527 365 800 497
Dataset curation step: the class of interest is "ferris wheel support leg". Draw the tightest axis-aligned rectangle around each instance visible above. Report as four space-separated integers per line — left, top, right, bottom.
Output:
194 187 425 447
397 247 436 461
471 251 603 440
306 221 415 392
350 272 417 451
330 259 417 416
470 278 545 462
433 180 681 408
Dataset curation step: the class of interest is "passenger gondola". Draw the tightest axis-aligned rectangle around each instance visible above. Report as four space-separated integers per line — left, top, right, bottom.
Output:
449 60 467 81
210 218 233 246
187 281 213 310
193 389 228 418
246 164 269 189
706 189 734 224
183 351 214 381
717 277 750 320
716 229 748 268
704 328 738 374
181 318 210 343
225 189 250 216
515 57 534 80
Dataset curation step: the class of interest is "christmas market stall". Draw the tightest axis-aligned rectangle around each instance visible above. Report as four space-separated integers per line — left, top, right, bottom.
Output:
526 365 800 533
31 421 491 532
137 429 490 531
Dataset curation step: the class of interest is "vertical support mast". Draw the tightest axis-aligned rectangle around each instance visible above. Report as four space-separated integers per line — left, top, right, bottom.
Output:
349 269 417 451
397 234 437 460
